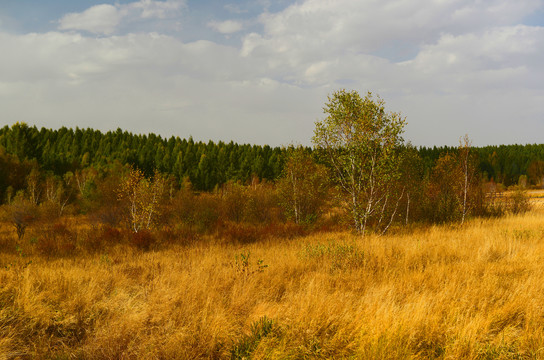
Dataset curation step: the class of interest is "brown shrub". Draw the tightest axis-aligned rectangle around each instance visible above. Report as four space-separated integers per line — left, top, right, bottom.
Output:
102 226 123 243
35 222 76 256
217 221 261 244
82 225 125 253
129 230 156 250
261 222 306 239
169 191 220 234
36 235 57 256
242 181 280 224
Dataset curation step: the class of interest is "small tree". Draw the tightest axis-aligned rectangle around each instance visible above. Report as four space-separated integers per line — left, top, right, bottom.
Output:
398 144 424 225
509 186 530 214
74 167 98 197
426 153 462 223
424 140 479 224
527 160 544 188
458 135 478 224
220 180 247 223
313 90 405 235
42 172 74 217
117 168 166 232
277 147 329 225
26 167 41 206
4 192 37 241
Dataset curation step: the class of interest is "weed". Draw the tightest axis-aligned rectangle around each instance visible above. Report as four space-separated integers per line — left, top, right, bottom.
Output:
231 316 275 359
15 245 24 257
234 251 268 276
100 254 111 266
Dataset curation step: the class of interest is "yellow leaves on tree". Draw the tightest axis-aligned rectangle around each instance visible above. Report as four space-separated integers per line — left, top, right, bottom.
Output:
117 168 166 233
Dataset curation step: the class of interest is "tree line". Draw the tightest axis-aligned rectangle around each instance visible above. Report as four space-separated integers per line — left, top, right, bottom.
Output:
419 144 544 187
0 123 288 196
0 92 542 243
2 123 543 199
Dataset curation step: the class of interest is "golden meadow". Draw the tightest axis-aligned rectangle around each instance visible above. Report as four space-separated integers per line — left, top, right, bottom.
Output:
2 204 544 359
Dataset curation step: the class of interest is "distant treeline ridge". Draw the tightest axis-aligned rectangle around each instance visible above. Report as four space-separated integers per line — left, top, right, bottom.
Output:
1 123 544 192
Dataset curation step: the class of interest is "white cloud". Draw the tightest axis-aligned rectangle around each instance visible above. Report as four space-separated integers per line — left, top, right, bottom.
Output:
207 20 244 34
405 25 544 78
123 0 186 19
224 4 249 14
58 0 185 35
58 4 120 35
242 0 541 63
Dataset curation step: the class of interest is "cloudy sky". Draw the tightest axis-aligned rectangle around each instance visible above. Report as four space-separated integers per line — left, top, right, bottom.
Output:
0 0 543 146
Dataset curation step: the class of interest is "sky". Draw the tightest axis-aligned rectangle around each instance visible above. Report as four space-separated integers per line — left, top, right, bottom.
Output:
0 0 543 147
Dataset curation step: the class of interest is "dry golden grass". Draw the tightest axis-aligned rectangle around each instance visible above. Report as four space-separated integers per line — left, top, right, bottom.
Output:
3 211 544 359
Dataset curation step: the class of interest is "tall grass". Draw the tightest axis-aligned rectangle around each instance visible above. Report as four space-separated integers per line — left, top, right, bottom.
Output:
2 210 544 358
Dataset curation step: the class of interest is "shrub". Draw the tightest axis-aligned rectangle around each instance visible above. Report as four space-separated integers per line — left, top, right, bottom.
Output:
35 222 76 256
102 226 122 242
172 223 201 245
2 196 38 241
129 230 156 250
170 190 220 234
217 222 261 244
219 181 247 222
508 187 530 214
242 182 280 224
261 222 306 239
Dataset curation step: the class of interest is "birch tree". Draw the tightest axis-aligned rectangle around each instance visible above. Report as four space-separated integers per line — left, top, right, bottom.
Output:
43 172 73 217
117 168 166 232
313 90 405 235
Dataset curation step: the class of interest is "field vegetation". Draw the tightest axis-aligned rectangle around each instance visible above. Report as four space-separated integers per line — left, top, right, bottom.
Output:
2 207 544 359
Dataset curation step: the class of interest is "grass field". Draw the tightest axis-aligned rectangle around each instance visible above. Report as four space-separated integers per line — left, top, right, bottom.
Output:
2 209 544 359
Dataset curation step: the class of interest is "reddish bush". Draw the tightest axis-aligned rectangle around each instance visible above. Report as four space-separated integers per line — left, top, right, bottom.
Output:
35 222 76 256
36 236 57 256
52 222 69 235
82 225 124 252
129 230 156 250
261 222 306 239
102 226 123 242
58 240 76 254
242 181 280 224
169 190 220 234
217 222 260 244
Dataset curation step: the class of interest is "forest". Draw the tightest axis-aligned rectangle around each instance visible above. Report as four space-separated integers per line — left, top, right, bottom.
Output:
1 122 544 197
0 116 543 240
